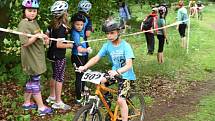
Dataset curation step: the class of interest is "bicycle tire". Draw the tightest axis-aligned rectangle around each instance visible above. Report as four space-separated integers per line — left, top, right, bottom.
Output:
73 104 102 121
127 92 145 121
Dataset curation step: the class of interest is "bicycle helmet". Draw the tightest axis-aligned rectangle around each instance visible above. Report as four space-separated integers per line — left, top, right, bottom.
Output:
22 0 39 8
51 1 69 17
71 13 86 23
102 19 120 33
78 0 92 13
158 6 166 14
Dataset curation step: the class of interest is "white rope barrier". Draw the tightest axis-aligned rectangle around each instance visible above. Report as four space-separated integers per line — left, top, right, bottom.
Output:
0 19 189 44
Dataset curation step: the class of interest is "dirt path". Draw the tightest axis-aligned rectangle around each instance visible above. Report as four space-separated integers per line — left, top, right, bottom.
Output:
145 76 215 121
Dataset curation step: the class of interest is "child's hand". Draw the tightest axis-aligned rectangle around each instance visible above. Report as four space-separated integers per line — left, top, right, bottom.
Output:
86 30 91 37
34 33 43 38
87 47 93 54
42 34 50 45
108 70 118 77
78 66 87 72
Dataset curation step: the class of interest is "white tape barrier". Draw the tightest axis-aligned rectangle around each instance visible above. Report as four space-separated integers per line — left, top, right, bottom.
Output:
0 19 189 44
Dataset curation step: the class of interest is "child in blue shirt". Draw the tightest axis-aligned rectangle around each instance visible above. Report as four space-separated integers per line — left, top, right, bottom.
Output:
79 18 136 121
118 1 131 33
77 0 93 45
70 13 92 103
177 1 188 48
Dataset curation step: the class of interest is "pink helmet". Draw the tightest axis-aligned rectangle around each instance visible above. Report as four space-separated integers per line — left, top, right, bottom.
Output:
22 0 39 8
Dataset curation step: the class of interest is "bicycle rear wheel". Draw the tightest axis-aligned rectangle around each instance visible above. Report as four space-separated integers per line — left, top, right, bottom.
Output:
127 92 145 121
73 104 102 121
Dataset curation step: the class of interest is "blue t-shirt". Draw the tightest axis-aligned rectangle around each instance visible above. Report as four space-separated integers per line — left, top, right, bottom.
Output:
71 29 88 56
177 7 188 24
97 40 136 80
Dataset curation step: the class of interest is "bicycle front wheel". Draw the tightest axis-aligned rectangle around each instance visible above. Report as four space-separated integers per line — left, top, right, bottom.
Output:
73 104 102 121
127 92 145 121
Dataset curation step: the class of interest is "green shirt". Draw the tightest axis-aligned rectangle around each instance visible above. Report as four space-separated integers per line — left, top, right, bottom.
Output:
18 19 46 75
157 18 165 35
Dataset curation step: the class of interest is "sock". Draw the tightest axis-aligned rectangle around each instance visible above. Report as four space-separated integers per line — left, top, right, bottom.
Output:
49 96 56 100
23 102 31 106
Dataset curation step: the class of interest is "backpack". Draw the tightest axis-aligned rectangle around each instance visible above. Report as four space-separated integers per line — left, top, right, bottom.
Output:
141 15 154 31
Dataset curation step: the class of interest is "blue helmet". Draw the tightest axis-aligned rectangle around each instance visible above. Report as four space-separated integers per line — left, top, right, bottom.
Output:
78 0 92 13
22 0 39 8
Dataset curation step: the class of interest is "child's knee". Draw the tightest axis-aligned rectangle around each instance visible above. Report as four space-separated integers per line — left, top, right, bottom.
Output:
117 97 126 106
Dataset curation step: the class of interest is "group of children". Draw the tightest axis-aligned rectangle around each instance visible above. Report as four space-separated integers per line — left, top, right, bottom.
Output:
18 0 136 120
141 0 201 63
17 0 203 119
18 0 94 116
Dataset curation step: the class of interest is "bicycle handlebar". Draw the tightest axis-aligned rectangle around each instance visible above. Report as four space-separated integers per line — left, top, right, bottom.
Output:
73 63 121 81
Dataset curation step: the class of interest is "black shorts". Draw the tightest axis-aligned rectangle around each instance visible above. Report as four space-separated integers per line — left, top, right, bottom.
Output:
157 35 165 52
179 24 187 38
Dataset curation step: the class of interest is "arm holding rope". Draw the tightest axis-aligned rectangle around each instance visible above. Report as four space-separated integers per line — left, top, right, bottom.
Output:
23 33 48 47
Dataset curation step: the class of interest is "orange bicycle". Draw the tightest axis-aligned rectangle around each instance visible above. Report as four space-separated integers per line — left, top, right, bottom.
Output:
72 68 145 121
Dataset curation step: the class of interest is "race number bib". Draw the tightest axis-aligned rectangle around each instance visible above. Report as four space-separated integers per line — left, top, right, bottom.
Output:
81 70 104 84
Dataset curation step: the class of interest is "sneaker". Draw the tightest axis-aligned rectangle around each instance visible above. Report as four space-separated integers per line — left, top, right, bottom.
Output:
51 101 71 110
38 107 53 116
75 99 83 104
46 96 56 104
22 103 38 110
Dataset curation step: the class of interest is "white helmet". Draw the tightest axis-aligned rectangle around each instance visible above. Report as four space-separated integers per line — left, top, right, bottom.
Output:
51 1 69 17
158 6 166 14
78 0 92 13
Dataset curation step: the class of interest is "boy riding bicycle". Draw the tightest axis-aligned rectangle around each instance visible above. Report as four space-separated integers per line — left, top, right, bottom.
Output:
78 18 136 121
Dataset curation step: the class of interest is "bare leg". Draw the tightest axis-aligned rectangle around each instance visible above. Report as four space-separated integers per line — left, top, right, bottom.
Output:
118 97 128 121
33 93 45 108
24 93 32 104
182 37 187 48
49 79 56 98
55 81 63 103
157 53 164 64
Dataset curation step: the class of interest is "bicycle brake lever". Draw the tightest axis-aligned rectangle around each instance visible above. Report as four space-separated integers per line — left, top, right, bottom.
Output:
73 63 82 73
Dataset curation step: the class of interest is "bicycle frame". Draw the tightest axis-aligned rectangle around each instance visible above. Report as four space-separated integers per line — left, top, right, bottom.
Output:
93 83 141 121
